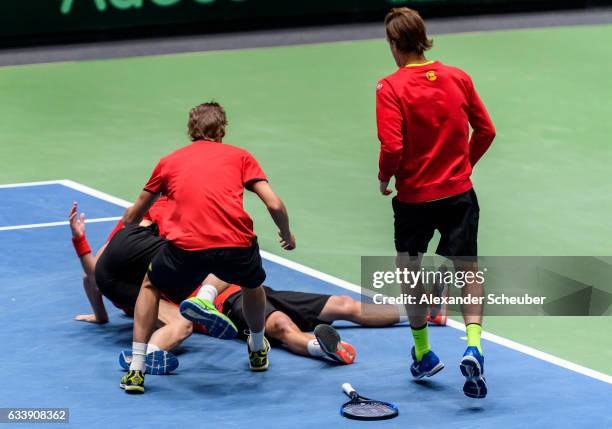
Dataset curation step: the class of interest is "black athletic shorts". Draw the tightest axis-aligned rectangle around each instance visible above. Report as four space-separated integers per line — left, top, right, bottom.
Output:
223 286 332 340
148 239 266 304
392 188 479 258
94 224 166 311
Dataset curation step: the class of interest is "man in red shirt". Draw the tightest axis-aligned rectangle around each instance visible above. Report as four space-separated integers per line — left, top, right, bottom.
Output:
376 8 495 399
120 102 295 393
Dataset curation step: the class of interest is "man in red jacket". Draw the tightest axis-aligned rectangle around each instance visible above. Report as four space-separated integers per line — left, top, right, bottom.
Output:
376 8 496 399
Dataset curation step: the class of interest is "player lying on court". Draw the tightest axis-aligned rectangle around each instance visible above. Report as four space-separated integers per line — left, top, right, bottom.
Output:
120 102 297 393
69 199 229 374
145 280 408 367
376 8 495 398
70 202 412 371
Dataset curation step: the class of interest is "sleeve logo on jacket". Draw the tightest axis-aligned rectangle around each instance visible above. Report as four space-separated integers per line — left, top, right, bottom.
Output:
376 82 384 91
425 71 437 81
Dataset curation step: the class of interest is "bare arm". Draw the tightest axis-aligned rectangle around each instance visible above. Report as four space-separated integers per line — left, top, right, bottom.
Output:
251 181 295 250
69 202 108 323
76 253 109 324
69 203 96 276
123 190 159 226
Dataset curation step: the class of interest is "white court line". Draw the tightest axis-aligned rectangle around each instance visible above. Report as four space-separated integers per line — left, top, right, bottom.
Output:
3 179 611 384
0 217 121 232
0 180 64 189
61 179 133 208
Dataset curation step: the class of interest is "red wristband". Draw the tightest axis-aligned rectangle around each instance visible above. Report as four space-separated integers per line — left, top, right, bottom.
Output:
72 234 92 257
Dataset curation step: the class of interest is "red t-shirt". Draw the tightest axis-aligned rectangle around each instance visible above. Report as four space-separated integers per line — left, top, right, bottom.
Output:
105 197 171 242
376 61 496 203
143 140 267 251
142 196 170 237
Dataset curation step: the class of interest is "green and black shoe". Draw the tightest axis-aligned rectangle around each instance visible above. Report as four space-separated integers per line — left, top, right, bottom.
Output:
180 297 238 340
247 336 270 372
120 370 145 394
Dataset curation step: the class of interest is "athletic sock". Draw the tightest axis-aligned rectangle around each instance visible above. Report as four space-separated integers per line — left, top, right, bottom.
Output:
466 323 483 355
196 284 218 303
411 324 431 362
307 339 325 357
130 342 147 372
248 329 265 352
146 343 162 354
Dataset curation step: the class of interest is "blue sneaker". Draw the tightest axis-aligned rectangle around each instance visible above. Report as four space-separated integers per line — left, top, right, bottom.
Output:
460 346 487 398
179 297 238 340
119 350 179 375
410 347 445 379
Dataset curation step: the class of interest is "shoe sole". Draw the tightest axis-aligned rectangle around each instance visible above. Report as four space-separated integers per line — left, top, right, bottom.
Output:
460 356 487 399
119 350 179 375
120 383 144 394
248 338 270 371
180 300 238 340
314 324 355 364
249 363 269 372
411 361 445 380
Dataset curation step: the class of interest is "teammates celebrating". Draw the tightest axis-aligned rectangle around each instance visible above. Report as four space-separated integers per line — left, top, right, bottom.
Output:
69 6 495 400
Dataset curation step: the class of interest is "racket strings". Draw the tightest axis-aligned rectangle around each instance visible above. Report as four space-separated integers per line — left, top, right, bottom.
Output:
344 401 396 417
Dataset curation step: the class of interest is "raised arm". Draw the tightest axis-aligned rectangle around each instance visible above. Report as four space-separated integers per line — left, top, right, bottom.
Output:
69 202 109 324
251 181 295 250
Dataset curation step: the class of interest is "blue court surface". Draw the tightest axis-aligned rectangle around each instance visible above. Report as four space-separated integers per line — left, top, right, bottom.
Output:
0 181 610 428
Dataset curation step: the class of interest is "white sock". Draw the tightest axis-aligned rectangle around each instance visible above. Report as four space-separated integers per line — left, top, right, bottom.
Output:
307 339 325 357
130 342 147 372
146 343 161 354
248 329 265 351
398 315 409 323
197 284 218 303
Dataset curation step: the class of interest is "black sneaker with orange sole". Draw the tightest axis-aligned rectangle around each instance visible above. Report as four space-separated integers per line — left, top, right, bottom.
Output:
314 324 356 364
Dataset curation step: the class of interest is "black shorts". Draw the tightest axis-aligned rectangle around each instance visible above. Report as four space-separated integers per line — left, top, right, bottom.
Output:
95 224 166 311
392 189 479 258
223 287 332 340
148 239 266 304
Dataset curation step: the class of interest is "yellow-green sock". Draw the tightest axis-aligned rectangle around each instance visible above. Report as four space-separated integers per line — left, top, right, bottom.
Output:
466 323 483 355
411 324 430 361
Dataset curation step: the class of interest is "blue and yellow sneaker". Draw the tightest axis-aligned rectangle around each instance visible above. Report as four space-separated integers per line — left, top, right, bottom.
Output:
460 346 487 398
247 336 270 372
179 297 238 340
120 370 145 394
410 347 445 380
119 350 179 375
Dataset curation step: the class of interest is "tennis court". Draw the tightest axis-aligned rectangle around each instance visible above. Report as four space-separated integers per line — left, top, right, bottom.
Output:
0 180 610 427
1 6 612 427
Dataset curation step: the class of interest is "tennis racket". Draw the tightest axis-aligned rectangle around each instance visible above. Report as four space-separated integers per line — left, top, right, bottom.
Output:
339 383 399 421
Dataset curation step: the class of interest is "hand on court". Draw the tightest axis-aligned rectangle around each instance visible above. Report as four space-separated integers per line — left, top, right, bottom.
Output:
74 314 108 324
379 180 393 196
69 202 86 237
279 232 296 250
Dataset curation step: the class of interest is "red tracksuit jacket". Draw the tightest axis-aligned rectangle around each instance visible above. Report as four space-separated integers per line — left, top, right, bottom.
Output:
376 61 496 203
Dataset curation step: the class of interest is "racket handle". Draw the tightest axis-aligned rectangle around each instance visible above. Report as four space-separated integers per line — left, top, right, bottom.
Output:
342 383 356 397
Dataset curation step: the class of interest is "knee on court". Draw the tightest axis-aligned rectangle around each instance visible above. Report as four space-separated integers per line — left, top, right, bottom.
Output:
333 295 360 316
266 312 298 336
173 319 193 339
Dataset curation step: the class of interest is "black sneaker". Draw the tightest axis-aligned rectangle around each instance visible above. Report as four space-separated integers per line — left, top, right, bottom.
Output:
120 370 145 394
314 324 356 364
247 336 270 371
